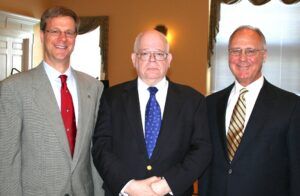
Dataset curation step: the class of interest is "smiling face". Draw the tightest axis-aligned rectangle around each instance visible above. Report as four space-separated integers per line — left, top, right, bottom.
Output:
131 30 172 86
40 16 76 72
228 28 267 86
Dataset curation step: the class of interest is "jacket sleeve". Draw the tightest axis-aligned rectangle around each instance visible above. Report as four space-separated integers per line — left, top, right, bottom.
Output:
289 97 300 196
92 93 133 195
91 82 105 196
163 96 212 195
0 79 23 195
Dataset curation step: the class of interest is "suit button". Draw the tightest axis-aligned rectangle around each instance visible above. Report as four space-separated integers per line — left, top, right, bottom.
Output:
147 165 152 171
228 168 232 175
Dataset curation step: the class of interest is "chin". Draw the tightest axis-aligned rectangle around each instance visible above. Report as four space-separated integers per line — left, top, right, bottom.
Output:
145 73 161 78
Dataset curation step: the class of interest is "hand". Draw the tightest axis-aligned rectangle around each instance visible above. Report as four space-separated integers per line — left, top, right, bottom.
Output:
151 178 172 196
124 176 161 196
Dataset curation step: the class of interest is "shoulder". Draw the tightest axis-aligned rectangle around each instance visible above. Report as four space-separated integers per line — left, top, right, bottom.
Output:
100 79 136 101
206 84 233 102
168 81 205 99
104 80 136 94
74 70 100 85
74 70 103 90
263 80 299 102
0 67 44 105
1 66 42 89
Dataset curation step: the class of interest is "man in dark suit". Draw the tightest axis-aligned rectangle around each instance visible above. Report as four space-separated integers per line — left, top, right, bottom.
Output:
0 6 104 195
92 30 212 196
199 25 300 196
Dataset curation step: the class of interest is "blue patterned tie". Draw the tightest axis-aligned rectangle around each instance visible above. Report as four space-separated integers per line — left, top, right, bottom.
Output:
145 87 161 158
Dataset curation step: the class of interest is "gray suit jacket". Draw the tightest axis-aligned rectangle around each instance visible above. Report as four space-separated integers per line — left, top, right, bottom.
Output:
0 63 104 196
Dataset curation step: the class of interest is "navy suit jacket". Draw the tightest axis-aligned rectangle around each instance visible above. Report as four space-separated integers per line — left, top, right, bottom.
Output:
92 79 212 196
199 79 300 196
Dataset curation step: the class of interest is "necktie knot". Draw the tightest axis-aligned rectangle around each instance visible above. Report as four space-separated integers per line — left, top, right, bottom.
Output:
148 87 158 95
240 88 248 97
60 74 67 83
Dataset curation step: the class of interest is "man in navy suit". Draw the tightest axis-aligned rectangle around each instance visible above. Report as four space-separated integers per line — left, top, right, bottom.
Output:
92 30 212 196
199 25 300 196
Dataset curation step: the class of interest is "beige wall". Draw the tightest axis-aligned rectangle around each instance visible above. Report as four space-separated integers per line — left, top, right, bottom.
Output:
0 0 50 18
0 0 209 94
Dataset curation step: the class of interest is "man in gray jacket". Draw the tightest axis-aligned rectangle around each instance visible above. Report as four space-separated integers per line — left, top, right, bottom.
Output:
0 6 104 195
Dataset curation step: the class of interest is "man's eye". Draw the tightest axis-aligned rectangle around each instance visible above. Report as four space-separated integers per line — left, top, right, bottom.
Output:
247 49 256 54
231 50 241 54
155 53 164 57
66 31 76 36
141 53 149 56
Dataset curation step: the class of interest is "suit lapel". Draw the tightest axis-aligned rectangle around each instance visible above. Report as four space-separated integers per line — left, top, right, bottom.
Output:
122 80 148 158
71 71 93 170
32 64 71 159
216 85 233 162
150 82 182 160
231 81 276 164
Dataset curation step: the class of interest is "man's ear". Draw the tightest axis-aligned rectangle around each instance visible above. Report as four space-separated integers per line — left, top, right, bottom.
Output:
167 53 172 68
40 30 44 43
263 50 267 63
131 53 137 68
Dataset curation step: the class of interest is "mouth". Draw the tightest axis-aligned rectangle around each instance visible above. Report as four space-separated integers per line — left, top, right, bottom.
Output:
55 44 68 50
147 67 160 71
237 63 250 70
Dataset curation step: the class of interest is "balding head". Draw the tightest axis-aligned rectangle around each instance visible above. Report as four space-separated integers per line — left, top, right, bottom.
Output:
133 30 170 53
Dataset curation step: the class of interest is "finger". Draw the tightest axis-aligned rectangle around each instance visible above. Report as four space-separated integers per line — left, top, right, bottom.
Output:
146 176 161 183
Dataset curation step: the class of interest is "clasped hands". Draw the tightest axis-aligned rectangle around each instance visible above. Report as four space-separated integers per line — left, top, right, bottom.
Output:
124 176 171 196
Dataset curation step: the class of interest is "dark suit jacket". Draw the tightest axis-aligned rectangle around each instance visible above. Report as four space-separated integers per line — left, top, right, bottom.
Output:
199 79 300 196
92 79 212 196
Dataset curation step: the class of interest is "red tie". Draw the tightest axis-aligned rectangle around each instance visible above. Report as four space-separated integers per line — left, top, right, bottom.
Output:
60 75 76 157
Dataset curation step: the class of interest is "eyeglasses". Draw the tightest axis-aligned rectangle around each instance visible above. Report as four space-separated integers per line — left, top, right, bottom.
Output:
228 48 265 57
45 29 77 38
136 51 168 61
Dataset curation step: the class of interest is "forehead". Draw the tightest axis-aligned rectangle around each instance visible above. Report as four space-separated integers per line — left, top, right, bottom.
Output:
138 33 166 51
46 16 76 28
230 29 263 47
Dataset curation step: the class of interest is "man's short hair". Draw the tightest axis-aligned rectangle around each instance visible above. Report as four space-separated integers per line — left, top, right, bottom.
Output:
40 6 80 33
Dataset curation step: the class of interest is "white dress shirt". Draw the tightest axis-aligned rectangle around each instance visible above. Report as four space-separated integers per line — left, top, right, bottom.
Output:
43 61 79 125
225 76 264 134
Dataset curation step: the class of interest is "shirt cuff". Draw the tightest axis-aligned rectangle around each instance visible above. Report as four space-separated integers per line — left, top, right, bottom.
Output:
119 179 134 196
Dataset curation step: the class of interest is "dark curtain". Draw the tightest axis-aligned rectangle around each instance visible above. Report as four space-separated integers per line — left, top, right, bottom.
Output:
78 16 109 79
208 0 300 65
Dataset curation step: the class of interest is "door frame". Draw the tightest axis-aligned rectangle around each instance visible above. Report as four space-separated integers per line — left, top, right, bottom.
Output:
0 10 39 79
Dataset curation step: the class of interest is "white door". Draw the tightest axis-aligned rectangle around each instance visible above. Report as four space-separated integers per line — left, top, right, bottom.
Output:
0 35 23 81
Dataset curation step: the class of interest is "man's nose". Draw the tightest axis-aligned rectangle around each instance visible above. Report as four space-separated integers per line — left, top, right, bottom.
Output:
149 53 157 62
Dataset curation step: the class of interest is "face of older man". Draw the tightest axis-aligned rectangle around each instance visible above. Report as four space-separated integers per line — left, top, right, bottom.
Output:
131 30 172 86
228 28 267 86
40 16 77 71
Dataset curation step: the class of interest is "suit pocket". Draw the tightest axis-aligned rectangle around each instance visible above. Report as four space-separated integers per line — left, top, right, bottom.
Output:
84 179 94 195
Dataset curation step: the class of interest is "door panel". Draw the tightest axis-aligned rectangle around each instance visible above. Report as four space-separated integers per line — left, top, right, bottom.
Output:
0 35 23 81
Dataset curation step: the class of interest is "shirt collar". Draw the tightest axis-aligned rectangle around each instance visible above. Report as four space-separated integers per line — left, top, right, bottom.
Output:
137 77 168 92
43 61 74 82
233 75 264 94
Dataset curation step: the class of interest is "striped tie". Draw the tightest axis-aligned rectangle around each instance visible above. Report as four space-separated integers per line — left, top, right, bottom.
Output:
227 88 248 161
